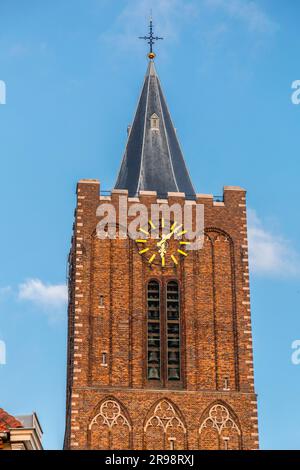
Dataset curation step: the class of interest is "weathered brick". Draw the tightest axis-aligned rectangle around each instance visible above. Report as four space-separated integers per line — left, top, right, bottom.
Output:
64 182 258 450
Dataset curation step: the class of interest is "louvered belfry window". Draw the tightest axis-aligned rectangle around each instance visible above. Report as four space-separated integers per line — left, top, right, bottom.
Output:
147 280 181 384
166 281 180 381
147 281 161 380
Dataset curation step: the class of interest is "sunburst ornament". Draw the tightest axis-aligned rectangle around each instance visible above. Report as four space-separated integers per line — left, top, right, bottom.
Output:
136 219 190 268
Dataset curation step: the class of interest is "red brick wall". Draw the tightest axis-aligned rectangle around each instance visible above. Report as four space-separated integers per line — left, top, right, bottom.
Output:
64 180 259 450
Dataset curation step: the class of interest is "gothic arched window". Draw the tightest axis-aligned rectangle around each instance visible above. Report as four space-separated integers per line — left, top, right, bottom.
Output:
144 399 186 449
89 398 132 449
166 281 181 381
147 280 161 381
199 403 241 450
147 280 181 386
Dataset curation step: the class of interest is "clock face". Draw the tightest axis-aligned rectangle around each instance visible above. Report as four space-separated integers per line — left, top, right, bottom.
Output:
136 219 191 267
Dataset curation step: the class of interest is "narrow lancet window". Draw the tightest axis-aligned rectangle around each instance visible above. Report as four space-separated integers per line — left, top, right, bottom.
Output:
166 281 180 381
147 281 160 380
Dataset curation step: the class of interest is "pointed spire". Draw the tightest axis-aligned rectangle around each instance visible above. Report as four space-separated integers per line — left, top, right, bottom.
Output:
115 60 196 198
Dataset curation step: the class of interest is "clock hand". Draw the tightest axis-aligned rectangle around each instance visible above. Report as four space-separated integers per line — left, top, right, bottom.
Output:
158 243 167 258
157 228 176 247
157 224 183 247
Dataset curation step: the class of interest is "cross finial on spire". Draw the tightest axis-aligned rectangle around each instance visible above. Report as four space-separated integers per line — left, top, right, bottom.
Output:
139 16 163 60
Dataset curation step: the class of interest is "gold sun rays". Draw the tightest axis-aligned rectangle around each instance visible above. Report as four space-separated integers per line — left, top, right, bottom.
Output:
136 220 189 267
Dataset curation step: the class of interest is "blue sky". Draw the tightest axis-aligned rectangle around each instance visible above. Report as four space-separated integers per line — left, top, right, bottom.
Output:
0 0 300 449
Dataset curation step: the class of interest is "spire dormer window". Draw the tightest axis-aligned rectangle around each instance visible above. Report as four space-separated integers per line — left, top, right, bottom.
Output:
150 113 159 131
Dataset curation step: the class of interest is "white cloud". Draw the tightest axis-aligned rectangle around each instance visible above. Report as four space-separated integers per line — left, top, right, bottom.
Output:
0 340 6 365
99 0 278 65
18 279 67 310
100 0 197 54
204 0 278 34
248 209 299 277
0 286 12 298
105 0 278 44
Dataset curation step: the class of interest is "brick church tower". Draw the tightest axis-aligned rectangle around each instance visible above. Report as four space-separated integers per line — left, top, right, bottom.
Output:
64 52 259 450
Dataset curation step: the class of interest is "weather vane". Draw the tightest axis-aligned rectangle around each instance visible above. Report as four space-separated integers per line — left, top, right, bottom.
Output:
139 16 163 60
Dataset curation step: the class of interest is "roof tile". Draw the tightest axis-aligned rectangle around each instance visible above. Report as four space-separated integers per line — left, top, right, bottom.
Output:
0 408 23 431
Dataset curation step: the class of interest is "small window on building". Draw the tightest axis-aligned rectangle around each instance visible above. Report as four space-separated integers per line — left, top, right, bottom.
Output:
169 437 176 450
223 377 230 391
150 113 159 131
99 295 104 307
101 352 107 366
223 437 229 450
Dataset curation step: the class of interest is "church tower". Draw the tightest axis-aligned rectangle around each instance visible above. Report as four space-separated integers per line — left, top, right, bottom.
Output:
64 24 259 450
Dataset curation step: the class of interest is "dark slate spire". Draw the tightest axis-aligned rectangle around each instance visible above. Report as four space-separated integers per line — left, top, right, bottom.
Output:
114 60 196 198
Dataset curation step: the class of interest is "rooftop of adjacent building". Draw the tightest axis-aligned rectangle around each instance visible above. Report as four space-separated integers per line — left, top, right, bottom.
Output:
0 408 43 450
0 408 23 432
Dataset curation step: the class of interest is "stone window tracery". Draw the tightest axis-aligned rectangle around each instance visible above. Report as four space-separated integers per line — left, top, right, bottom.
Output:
89 399 131 431
89 399 132 450
144 399 186 434
199 404 240 435
143 399 186 450
199 403 241 450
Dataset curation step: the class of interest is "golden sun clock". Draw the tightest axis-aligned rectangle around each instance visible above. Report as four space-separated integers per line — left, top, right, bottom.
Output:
136 219 191 267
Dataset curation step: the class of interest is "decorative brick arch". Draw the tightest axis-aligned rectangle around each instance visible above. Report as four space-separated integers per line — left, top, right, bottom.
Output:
88 397 132 449
91 221 129 240
143 399 187 450
199 402 242 450
205 226 233 239
202 227 240 392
